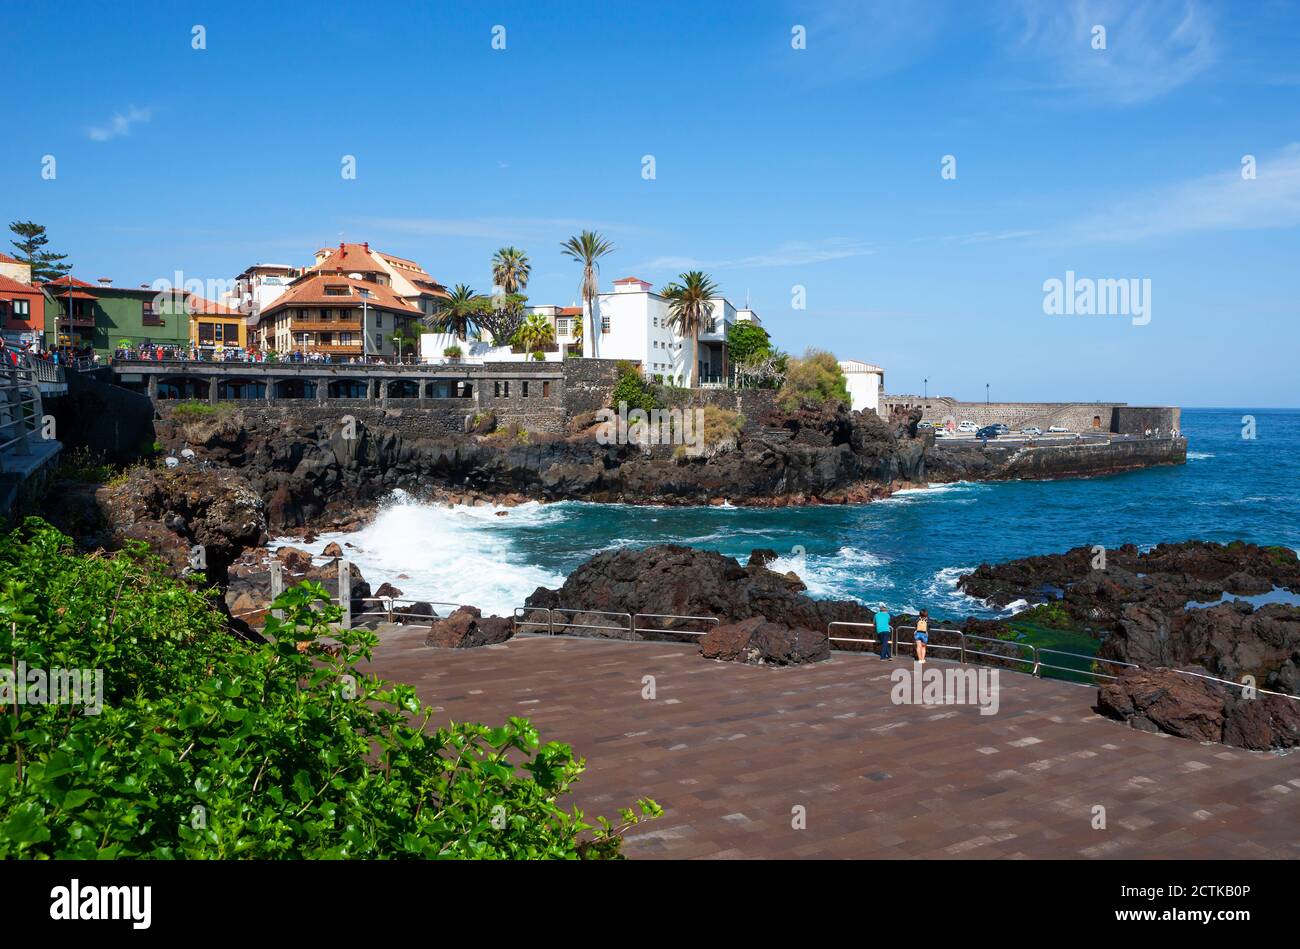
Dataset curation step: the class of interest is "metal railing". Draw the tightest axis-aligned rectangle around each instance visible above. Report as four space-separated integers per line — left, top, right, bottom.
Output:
352 596 467 628
0 351 48 461
825 619 1300 702
510 607 719 641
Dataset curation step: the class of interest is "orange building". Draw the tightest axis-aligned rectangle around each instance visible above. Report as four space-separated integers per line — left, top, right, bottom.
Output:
0 253 48 349
188 294 247 352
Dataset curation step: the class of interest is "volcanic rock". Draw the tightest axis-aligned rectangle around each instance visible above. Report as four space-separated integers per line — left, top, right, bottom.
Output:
424 606 513 649
1096 667 1227 743
1097 666 1300 750
525 544 871 639
700 616 829 665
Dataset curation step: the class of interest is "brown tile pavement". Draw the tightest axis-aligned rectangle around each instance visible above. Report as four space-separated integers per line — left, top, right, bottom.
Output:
359 628 1300 859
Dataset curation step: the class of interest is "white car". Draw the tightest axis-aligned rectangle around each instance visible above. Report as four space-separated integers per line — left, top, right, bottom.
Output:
957 420 978 433
1021 426 1042 436
933 427 950 438
1048 424 1069 433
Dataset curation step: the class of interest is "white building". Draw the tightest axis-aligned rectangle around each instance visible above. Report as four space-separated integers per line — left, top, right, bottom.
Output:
528 304 584 357
573 276 761 386
838 359 886 414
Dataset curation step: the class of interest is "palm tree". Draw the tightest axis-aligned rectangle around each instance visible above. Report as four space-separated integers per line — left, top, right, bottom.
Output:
661 270 719 388
491 246 531 295
423 284 485 340
513 311 555 357
560 230 614 358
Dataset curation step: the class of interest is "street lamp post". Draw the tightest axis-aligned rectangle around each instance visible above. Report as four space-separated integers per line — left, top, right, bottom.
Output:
986 383 990 405
924 377 928 400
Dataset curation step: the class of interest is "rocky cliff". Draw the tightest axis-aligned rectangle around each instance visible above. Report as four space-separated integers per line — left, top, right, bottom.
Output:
151 401 930 529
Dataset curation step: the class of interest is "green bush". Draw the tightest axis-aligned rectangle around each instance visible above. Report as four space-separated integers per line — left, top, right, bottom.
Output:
167 400 226 422
610 362 658 414
777 349 850 411
0 519 658 858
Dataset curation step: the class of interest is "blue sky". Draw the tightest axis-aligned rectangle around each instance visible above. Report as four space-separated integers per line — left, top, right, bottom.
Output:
4 0 1298 406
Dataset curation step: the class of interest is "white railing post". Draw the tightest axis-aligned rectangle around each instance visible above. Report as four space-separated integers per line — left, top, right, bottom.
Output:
338 558 352 629
270 561 284 621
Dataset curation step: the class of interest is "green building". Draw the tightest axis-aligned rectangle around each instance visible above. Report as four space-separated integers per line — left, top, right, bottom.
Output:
44 277 189 354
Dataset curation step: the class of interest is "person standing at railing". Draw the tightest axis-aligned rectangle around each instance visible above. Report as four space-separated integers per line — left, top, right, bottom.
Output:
874 604 892 661
915 609 929 664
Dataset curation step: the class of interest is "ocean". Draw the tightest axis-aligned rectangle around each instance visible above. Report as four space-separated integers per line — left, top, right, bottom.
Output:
279 408 1300 619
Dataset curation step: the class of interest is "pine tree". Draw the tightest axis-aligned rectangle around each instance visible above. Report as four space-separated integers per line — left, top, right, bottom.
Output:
8 221 72 282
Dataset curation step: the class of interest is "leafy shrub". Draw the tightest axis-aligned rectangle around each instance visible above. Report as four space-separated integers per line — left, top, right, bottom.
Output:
167 400 225 422
777 349 850 411
0 519 658 858
725 321 773 364
610 362 658 414
443 345 463 358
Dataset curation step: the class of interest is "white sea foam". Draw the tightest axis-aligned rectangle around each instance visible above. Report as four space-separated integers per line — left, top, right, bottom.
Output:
769 545 892 599
271 491 566 617
1186 451 1214 460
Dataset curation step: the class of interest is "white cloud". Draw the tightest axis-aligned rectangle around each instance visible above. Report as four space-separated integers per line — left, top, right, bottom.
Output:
87 106 153 142
941 230 1038 245
633 239 875 272
1005 0 1216 104
1056 144 1300 243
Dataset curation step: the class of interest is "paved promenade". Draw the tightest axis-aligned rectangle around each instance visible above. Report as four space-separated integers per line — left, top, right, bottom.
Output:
361 629 1300 859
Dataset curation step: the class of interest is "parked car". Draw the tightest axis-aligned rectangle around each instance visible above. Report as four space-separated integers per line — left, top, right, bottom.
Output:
917 421 934 430
1021 426 1042 436
1048 424 1069 433
991 423 1010 435
933 427 950 438
957 420 979 433
975 425 1001 440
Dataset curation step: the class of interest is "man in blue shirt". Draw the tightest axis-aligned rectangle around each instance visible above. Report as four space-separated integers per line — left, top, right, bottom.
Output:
873 604 892 661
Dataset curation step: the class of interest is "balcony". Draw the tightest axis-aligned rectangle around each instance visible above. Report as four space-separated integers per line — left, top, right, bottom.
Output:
293 319 362 332
308 343 363 355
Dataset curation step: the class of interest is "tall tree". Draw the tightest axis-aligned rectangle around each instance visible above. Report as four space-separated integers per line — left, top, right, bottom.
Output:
559 230 614 358
491 246 531 294
423 284 487 339
661 270 719 388
8 221 71 282
512 311 555 357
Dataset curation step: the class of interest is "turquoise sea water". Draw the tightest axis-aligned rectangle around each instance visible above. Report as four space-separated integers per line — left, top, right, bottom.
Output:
294 408 1300 618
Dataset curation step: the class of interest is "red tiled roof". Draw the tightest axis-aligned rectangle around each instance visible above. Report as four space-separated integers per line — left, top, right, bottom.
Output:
0 253 22 265
260 274 421 318
188 294 240 316
311 242 385 275
45 275 98 289
557 306 582 316
0 275 42 295
614 276 650 284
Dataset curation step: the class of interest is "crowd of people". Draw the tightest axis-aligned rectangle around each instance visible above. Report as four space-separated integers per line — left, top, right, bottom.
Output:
0 339 98 367
109 344 408 365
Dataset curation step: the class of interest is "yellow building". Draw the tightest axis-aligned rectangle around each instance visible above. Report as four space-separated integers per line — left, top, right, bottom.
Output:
188 294 247 353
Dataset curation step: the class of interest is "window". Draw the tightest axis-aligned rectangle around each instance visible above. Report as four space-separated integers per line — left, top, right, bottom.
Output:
13 300 29 318
556 318 570 336
376 313 384 328
601 315 610 333
542 380 550 398
503 381 510 397
494 381 501 397
142 300 164 326
522 380 529 397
